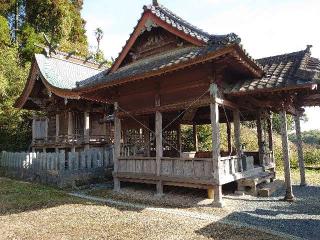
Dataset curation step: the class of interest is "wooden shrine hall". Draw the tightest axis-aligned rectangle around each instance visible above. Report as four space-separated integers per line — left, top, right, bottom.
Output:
16 1 320 207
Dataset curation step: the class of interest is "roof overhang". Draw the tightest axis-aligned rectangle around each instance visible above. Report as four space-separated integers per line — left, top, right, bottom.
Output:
78 44 264 99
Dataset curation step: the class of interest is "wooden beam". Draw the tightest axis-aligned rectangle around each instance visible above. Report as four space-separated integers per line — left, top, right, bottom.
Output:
215 97 238 110
280 109 294 201
294 114 306 186
155 110 163 196
55 113 60 142
68 112 73 141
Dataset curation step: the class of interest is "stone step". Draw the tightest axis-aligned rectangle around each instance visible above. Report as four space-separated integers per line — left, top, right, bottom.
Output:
258 180 284 197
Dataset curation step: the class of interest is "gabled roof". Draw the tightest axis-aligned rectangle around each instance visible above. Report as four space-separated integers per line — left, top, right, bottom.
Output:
109 3 213 72
77 36 263 90
15 52 105 109
226 46 320 95
35 54 103 90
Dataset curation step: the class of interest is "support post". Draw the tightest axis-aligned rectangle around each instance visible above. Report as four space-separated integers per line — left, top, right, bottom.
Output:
294 114 306 186
193 124 199 152
227 122 232 154
113 103 121 192
84 111 90 150
55 113 60 143
210 83 223 207
32 117 36 144
233 109 242 172
256 111 264 166
44 118 48 142
68 112 73 142
280 109 294 201
177 124 182 157
155 110 163 196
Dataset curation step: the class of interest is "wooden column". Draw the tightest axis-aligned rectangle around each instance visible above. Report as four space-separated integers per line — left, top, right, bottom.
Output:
256 111 264 166
280 109 294 201
68 112 73 141
210 83 223 207
44 118 48 142
55 114 60 141
227 122 232 154
155 110 163 196
177 124 182 157
294 114 306 186
193 124 199 152
113 102 121 192
84 111 90 150
267 114 274 153
233 109 242 172
32 117 36 143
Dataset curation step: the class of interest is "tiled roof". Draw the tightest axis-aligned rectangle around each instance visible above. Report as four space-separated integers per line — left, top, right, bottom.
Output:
77 35 253 88
226 47 320 94
35 54 104 90
145 4 211 42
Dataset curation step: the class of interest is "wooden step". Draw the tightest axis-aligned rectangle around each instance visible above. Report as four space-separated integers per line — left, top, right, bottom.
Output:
236 171 276 196
258 180 284 197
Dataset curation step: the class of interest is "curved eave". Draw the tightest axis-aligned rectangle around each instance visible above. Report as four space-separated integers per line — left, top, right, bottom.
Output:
78 44 263 96
14 59 80 110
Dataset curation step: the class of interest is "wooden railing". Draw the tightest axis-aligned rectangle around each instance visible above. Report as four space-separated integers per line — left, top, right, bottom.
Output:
116 156 214 182
160 157 213 180
33 135 110 146
118 157 156 175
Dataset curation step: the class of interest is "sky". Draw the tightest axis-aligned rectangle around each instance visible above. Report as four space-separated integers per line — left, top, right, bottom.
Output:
82 0 320 131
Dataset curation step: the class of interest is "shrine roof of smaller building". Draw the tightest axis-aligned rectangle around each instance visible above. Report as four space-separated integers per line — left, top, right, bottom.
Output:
35 53 104 90
226 46 320 95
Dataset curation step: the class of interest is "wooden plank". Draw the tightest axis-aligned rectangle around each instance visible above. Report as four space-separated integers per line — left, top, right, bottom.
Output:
294 114 306 186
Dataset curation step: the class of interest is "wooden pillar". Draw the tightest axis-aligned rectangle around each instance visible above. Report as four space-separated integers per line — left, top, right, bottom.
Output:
68 112 73 141
55 113 60 142
193 124 199 152
177 124 182 157
155 110 163 196
84 111 90 150
113 102 121 192
280 109 294 201
233 109 242 172
227 122 232 154
210 83 223 207
32 117 36 143
44 118 48 142
256 111 264 166
267 114 274 153
294 114 306 186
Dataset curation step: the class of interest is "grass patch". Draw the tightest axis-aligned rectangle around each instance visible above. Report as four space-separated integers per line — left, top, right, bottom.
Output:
0 177 83 215
277 168 320 185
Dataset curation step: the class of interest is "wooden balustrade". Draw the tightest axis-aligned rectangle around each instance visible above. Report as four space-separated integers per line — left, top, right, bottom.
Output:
32 134 110 146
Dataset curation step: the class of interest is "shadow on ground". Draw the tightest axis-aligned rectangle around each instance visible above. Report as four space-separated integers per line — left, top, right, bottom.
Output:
197 185 320 240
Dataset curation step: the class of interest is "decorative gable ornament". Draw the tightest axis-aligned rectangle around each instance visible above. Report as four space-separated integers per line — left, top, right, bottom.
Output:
141 19 158 34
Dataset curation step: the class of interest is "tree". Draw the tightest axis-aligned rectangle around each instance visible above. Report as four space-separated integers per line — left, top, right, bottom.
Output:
94 27 104 61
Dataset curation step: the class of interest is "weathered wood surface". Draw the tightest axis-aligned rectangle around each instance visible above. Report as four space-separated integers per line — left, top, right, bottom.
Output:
0 148 113 173
294 114 306 186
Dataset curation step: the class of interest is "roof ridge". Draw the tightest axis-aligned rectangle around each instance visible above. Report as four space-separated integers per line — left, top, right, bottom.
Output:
38 52 107 71
152 4 211 39
257 49 307 62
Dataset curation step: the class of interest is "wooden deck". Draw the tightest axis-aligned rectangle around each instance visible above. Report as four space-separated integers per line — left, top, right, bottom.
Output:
114 154 271 189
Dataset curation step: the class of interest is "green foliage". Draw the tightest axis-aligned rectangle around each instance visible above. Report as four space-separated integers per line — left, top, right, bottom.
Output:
289 129 320 146
0 1 89 151
0 15 10 46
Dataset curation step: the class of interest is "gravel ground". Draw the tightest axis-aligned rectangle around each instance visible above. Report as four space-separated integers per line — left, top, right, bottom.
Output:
0 202 284 240
85 181 320 240
0 178 285 240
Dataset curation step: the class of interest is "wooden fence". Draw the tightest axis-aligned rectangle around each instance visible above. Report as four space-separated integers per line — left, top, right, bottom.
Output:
0 147 114 187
